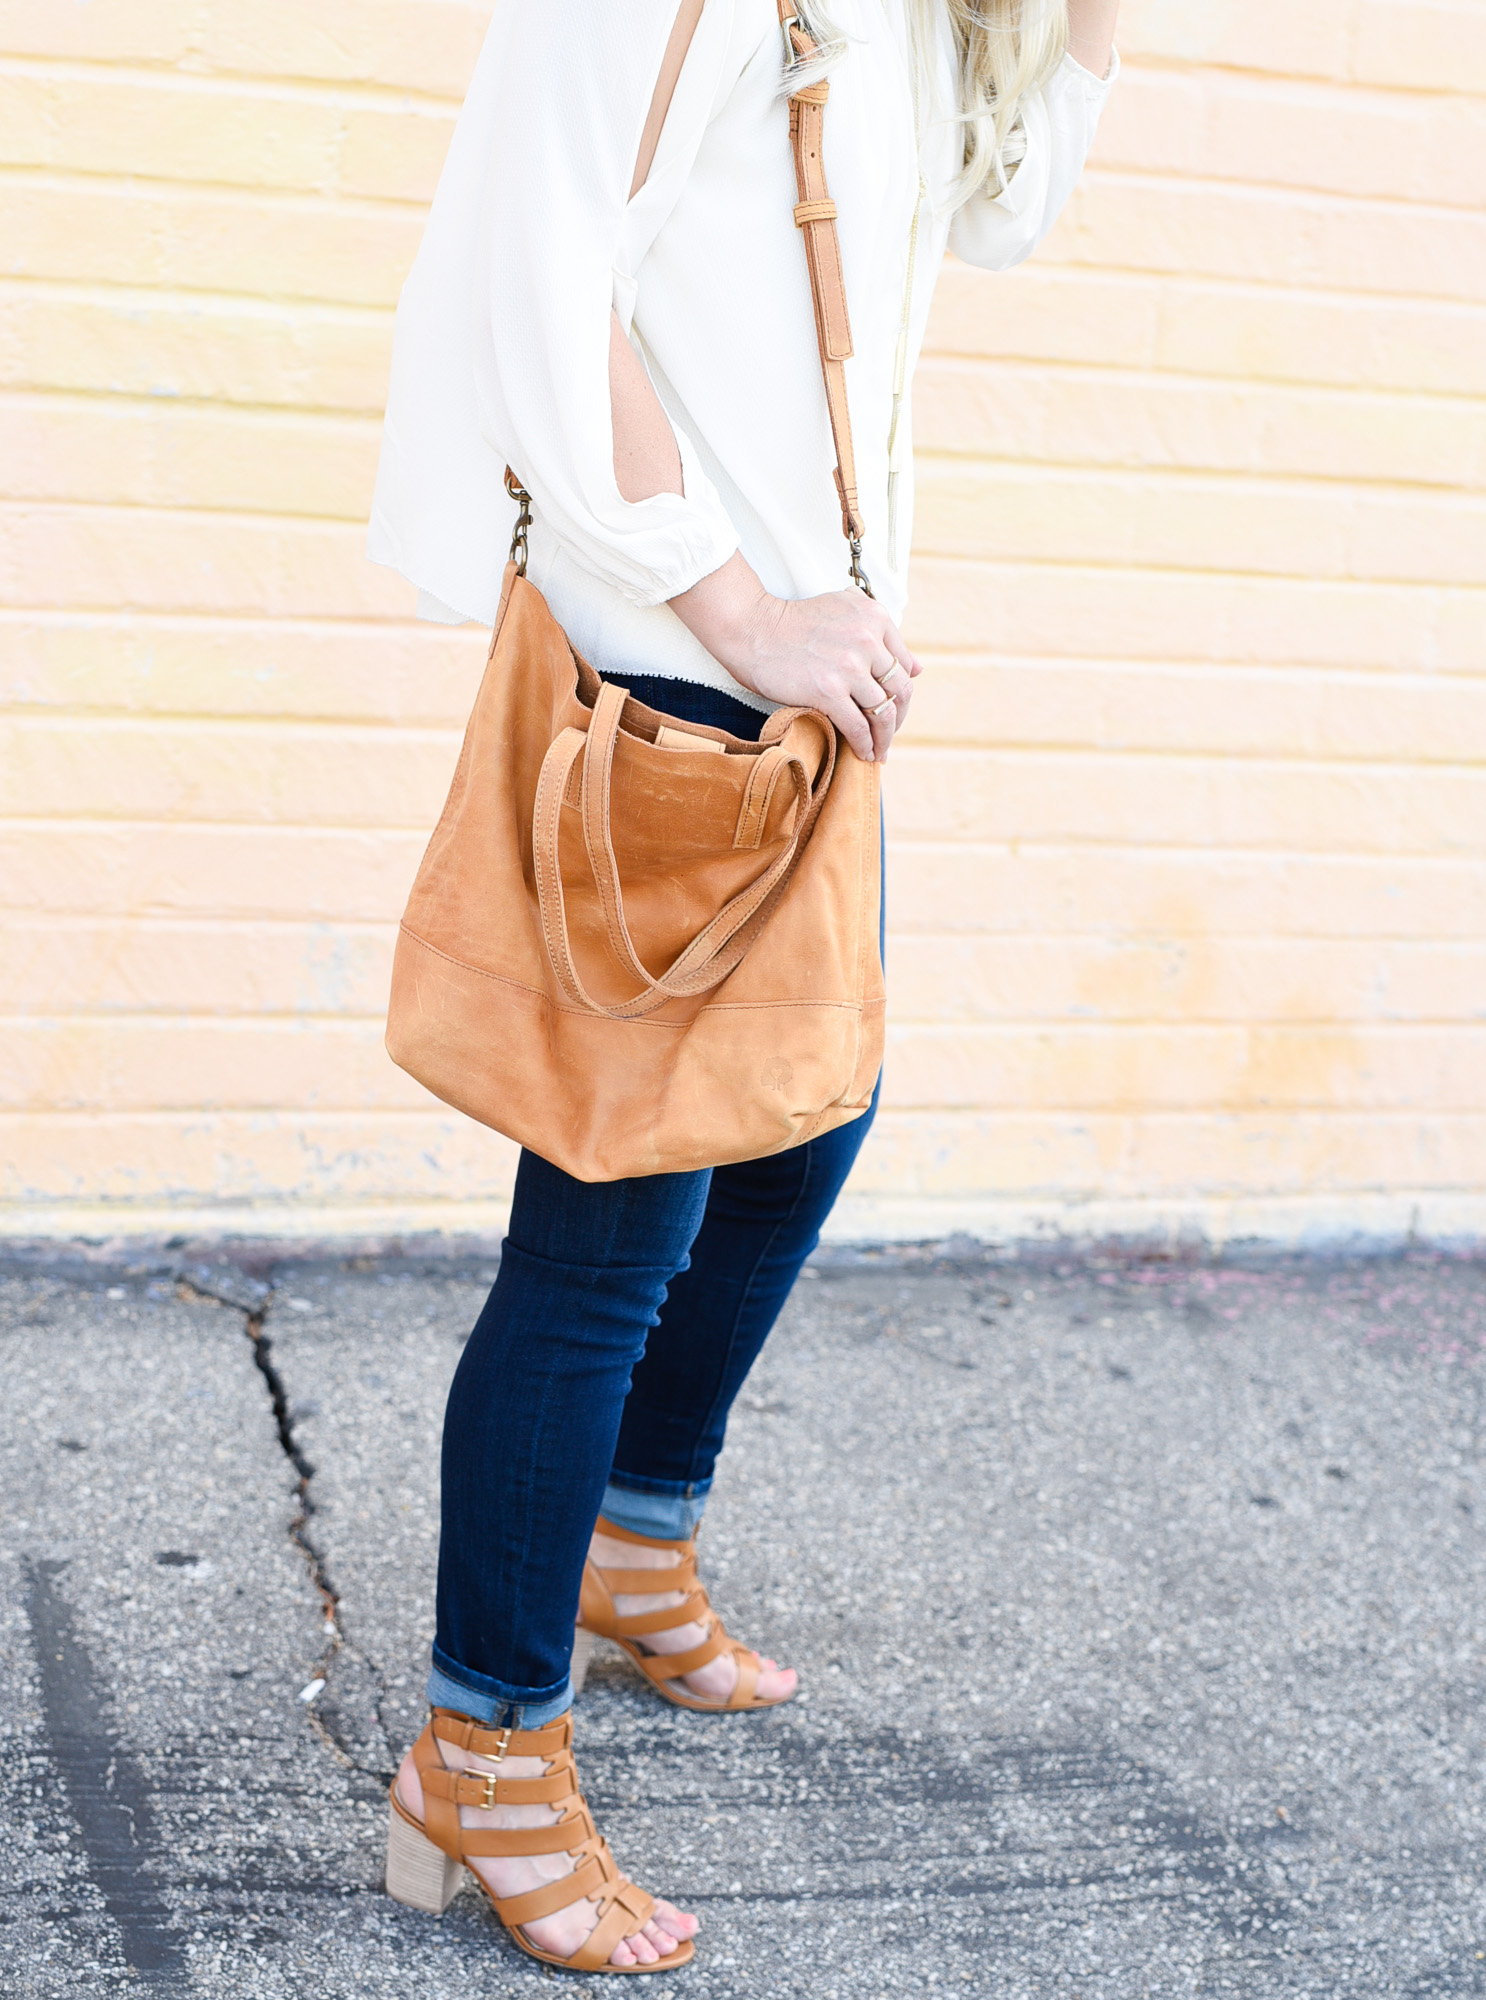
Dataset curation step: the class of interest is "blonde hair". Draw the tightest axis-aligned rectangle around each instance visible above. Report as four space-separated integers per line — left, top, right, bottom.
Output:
790 0 1070 203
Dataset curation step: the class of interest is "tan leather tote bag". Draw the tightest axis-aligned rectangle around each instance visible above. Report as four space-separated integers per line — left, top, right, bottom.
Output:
385 6 885 1181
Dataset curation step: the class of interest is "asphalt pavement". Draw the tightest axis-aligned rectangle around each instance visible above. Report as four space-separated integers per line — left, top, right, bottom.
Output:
4 1240 1485 1998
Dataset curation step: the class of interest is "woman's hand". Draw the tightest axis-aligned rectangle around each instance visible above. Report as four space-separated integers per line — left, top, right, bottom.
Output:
611 314 919 759
671 551 921 762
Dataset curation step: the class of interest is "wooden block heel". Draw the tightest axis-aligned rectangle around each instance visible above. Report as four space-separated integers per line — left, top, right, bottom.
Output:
571 1624 599 1695
384 1708 693 1973
386 1795 463 1914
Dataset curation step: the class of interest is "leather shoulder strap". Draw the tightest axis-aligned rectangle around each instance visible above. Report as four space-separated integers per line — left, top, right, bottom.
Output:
777 2 870 590
511 9 870 594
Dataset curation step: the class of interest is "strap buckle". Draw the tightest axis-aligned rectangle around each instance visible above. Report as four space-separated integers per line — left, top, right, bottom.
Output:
849 537 873 598
472 1727 512 1808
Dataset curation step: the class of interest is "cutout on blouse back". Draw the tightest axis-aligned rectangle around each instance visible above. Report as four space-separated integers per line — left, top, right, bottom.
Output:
630 0 706 199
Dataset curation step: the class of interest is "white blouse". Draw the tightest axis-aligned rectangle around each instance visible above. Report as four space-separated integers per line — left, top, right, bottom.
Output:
368 0 1116 707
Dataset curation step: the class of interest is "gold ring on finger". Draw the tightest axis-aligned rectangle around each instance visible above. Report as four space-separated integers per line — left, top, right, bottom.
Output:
866 695 895 719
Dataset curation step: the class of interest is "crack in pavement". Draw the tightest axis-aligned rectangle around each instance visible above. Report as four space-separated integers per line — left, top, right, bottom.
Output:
173 1274 394 1786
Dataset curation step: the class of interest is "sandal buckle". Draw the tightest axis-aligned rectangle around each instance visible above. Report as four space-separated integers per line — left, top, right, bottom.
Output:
472 1727 511 1808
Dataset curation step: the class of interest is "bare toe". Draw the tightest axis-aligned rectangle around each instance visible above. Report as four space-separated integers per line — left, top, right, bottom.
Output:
609 1937 638 1967
651 1897 699 1940
623 1928 659 1966
752 1653 799 1699
755 1663 797 1701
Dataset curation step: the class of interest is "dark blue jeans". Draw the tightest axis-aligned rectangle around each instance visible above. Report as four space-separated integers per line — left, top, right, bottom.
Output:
431 673 879 1725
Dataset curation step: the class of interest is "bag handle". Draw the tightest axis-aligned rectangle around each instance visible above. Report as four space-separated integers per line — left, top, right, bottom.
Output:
533 683 836 1019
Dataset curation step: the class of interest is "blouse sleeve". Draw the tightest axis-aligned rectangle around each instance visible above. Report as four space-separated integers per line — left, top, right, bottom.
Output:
949 49 1118 274
468 0 740 607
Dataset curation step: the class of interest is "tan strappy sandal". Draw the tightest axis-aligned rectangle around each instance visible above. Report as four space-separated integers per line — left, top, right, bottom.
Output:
573 1516 795 1713
384 1707 693 1974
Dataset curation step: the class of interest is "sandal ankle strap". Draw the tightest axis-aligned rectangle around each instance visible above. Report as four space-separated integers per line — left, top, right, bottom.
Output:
430 1706 572 1760
594 1514 696 1557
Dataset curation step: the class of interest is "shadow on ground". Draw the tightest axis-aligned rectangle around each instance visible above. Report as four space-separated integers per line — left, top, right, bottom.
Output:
4 1243 1485 1997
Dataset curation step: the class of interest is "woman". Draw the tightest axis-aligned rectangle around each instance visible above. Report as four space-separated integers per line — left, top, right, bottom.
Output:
369 0 1119 1974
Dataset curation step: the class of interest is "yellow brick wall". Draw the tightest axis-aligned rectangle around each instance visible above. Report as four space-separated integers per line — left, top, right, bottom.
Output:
3 0 1484 1246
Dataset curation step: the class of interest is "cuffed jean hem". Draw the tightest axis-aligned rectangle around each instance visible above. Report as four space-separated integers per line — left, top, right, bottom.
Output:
427 1646 573 1729
600 1476 712 1542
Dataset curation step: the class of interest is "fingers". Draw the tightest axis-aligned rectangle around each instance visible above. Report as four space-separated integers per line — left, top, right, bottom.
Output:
855 640 921 756
840 672 893 763
876 616 920 726
835 662 900 764
860 639 914 760
830 688 877 763
722 587 921 763
883 622 920 681
875 656 913 727
863 682 896 762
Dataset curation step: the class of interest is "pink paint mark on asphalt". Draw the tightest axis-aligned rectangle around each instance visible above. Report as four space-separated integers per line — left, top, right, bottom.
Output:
1072 1252 1486 1367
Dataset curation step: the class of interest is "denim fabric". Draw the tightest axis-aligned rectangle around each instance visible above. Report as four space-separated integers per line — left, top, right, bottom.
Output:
598 1479 710 1542
431 671 880 1712
425 1659 575 1730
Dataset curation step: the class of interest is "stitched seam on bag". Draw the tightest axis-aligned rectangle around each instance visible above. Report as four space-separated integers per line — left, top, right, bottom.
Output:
400 926 867 1023
399 924 548 998
687 1000 864 1013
